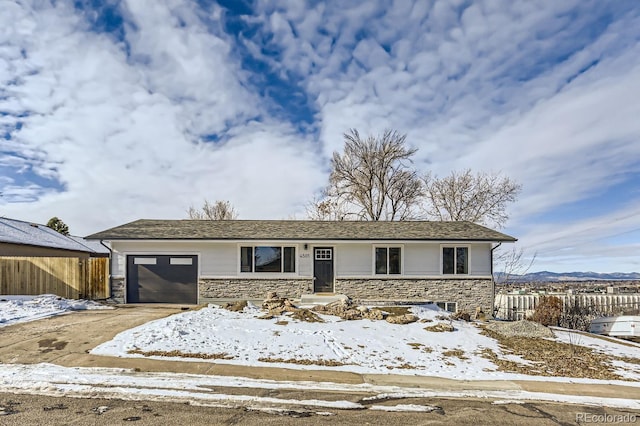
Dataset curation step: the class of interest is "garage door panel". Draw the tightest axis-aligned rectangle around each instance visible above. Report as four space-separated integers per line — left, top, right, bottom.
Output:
127 255 198 304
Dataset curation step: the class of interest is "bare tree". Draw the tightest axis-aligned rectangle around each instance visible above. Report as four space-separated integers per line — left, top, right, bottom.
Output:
305 194 348 221
187 200 238 220
422 169 521 228
494 247 537 283
314 129 423 221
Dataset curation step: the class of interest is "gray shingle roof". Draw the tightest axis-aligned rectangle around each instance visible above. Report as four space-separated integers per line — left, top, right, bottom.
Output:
86 219 517 242
0 217 101 253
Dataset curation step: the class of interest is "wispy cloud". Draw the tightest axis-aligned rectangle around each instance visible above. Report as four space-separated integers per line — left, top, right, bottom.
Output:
0 0 638 271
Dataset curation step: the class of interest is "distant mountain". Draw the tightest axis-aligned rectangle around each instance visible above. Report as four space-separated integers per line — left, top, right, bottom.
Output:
495 271 640 282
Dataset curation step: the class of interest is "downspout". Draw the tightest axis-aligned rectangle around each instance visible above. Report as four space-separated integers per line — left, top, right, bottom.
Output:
490 242 502 319
100 240 113 301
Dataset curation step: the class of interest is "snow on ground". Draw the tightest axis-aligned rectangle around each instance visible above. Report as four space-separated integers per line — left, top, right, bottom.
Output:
92 303 503 379
1 363 639 410
91 303 640 383
0 294 111 327
2 299 640 409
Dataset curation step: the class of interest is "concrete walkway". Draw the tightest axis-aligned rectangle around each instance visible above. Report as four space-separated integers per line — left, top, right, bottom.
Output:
0 306 638 401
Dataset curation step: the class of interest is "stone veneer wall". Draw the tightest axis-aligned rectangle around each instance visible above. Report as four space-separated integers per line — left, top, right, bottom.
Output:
199 279 313 303
110 277 125 304
334 278 494 313
114 276 492 311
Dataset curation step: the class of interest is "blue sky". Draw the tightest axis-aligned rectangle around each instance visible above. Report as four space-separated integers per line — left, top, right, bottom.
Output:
1 0 639 273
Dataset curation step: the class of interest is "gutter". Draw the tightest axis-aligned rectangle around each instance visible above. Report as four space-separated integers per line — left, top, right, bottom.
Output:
100 240 113 300
490 242 502 318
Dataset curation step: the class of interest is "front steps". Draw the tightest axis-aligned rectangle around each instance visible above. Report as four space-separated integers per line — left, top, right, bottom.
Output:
299 293 348 305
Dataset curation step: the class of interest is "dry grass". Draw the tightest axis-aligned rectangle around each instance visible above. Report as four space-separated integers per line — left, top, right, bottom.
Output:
128 349 234 360
478 347 539 374
442 349 468 360
407 342 424 349
613 355 640 365
275 320 289 326
373 306 411 316
386 363 415 370
257 357 351 367
480 328 623 380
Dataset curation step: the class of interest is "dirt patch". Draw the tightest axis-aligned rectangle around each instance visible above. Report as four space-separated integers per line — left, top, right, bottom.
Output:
480 328 623 380
128 349 234 360
257 357 351 367
37 339 68 353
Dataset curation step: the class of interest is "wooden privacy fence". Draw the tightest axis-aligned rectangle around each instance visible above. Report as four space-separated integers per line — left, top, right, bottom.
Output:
0 257 109 300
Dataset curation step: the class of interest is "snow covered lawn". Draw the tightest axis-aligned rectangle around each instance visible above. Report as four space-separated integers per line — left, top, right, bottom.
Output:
0 294 111 327
2 298 640 410
91 303 640 383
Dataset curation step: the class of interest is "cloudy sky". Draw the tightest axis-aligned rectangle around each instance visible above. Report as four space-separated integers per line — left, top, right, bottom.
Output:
1 0 639 273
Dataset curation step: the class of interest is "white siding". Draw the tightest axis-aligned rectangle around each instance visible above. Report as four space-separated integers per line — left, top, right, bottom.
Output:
470 243 492 275
201 244 237 276
108 240 495 279
298 246 313 277
335 242 493 278
335 243 371 276
404 243 440 275
109 241 236 277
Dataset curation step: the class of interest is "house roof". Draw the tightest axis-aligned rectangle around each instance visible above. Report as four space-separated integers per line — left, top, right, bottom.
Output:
86 219 517 242
0 217 106 254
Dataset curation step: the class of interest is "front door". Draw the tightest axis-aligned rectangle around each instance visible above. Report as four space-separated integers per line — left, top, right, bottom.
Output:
313 247 334 293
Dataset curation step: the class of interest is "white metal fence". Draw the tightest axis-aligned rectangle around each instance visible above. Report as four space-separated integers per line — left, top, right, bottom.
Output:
494 293 640 320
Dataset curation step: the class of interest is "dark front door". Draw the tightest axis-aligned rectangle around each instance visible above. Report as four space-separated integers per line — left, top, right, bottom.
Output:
313 247 334 293
126 255 198 304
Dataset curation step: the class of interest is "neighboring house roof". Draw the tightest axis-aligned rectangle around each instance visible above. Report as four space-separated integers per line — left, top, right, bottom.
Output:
86 219 517 242
0 217 104 254
68 236 110 255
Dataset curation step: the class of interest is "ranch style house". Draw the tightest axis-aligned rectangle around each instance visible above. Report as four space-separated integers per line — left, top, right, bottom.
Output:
87 219 516 313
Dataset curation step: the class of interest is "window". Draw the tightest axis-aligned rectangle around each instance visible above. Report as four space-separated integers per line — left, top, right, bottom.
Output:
241 246 296 273
283 247 295 273
375 247 401 275
315 248 332 260
240 247 252 272
442 246 468 274
436 301 457 313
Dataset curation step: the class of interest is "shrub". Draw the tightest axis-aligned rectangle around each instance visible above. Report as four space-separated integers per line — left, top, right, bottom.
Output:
559 299 602 331
532 296 563 326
